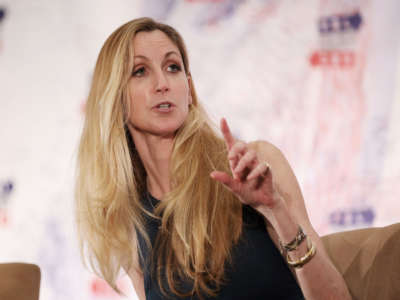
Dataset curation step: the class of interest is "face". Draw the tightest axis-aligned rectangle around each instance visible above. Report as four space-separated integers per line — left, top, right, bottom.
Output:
127 30 192 138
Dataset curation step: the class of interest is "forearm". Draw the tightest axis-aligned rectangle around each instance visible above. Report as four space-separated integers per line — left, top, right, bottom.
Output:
258 201 352 300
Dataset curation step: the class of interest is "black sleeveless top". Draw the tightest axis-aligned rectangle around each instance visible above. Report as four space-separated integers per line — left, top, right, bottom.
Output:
137 193 305 300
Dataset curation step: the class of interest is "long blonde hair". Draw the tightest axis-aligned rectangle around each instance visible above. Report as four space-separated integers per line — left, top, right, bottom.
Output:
75 17 243 298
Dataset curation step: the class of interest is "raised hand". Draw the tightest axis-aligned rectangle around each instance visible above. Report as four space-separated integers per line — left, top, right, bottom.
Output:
210 118 281 210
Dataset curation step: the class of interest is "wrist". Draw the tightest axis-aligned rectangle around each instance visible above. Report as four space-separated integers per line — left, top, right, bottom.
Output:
257 190 288 223
258 194 299 244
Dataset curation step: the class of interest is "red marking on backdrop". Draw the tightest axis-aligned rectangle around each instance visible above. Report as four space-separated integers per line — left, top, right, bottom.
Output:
90 277 128 298
248 2 278 23
0 209 8 226
309 50 355 68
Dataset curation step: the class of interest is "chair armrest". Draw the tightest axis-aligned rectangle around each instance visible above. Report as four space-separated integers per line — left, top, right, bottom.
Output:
0 263 41 300
322 223 400 300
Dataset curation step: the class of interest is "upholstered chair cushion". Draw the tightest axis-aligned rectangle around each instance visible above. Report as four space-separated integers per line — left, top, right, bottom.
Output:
322 223 400 300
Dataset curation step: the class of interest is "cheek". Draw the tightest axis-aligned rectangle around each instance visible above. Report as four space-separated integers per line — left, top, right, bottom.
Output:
176 81 190 102
129 86 147 109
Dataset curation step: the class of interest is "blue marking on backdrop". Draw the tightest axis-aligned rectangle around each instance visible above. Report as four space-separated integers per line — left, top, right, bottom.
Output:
38 217 73 297
319 12 363 34
194 0 245 27
329 207 375 227
141 0 176 21
0 7 6 23
0 180 14 205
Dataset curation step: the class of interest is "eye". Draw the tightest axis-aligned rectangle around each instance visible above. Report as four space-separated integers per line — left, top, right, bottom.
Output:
167 64 181 73
132 66 145 77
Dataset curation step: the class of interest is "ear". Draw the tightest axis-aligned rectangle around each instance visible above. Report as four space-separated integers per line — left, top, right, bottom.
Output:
187 73 193 105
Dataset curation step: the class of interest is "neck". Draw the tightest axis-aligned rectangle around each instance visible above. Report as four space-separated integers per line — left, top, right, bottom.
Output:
128 125 174 200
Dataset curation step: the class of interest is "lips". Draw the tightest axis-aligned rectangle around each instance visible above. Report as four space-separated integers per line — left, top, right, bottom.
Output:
152 101 175 113
153 101 174 109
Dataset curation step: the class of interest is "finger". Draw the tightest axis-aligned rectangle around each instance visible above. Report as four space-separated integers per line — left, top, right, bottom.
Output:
228 141 247 160
233 150 257 180
246 162 270 181
221 118 236 150
228 141 247 172
210 171 236 191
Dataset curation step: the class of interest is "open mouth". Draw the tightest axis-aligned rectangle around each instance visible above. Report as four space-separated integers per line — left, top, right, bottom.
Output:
153 102 174 112
157 103 171 109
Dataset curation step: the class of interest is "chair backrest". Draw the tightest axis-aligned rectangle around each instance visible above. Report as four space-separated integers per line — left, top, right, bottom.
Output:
0 263 41 300
322 223 400 300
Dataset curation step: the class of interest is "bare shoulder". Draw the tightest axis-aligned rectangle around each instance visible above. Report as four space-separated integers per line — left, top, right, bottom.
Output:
248 140 298 197
248 140 288 169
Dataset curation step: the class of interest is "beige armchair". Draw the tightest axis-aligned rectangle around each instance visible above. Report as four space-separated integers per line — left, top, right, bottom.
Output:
0 263 41 300
322 222 400 300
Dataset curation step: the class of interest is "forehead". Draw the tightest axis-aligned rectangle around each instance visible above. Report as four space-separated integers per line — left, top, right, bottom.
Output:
132 30 179 56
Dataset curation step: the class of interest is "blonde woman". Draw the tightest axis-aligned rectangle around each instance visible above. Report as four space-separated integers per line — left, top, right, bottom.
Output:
76 17 351 300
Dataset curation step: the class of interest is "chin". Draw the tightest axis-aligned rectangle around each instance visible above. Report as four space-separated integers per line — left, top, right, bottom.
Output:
130 115 188 137
152 120 185 137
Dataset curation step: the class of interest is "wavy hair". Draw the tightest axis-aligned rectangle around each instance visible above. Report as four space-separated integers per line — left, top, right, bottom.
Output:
75 17 243 299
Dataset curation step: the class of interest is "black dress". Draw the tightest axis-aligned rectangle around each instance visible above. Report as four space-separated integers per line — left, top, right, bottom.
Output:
137 193 305 300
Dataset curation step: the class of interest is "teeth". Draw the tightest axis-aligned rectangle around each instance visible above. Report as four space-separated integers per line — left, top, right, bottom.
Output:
158 103 170 108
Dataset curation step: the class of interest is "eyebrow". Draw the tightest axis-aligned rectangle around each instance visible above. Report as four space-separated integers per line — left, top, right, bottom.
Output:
133 51 180 61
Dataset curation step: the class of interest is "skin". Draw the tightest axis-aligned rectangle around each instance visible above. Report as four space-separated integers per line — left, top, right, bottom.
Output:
126 30 192 201
126 30 351 300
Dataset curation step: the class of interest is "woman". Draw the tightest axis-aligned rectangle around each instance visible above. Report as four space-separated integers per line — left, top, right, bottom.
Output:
75 17 351 300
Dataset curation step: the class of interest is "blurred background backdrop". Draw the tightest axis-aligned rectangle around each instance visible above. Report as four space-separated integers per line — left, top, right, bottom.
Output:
0 0 399 299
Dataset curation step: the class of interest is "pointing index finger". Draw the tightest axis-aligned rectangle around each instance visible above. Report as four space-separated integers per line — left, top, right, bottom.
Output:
221 118 235 149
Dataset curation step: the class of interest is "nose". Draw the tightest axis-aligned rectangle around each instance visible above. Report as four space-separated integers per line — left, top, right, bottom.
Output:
154 70 170 94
